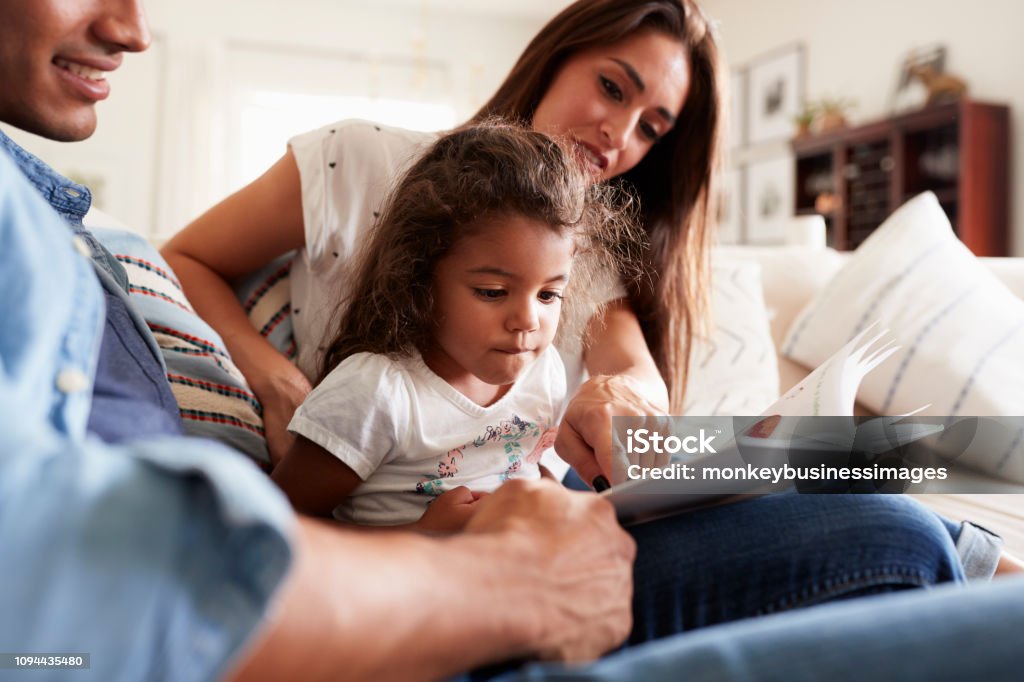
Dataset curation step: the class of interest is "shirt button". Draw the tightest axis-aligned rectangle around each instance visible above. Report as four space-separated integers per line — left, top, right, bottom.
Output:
56 368 90 394
72 236 92 258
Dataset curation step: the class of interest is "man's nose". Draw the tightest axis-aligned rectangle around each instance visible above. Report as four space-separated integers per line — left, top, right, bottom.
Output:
93 0 152 53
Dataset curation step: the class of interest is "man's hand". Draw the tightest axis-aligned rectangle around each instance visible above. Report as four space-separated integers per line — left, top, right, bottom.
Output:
555 374 668 487
415 487 487 533
465 479 636 662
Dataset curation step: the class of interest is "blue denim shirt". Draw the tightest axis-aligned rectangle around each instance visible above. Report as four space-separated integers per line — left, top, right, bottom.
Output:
0 143 294 681
0 130 183 442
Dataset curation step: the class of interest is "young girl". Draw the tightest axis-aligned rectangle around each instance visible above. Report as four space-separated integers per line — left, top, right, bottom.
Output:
270 122 635 530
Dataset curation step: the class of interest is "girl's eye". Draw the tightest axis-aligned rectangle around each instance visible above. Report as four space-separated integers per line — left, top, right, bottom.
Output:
538 291 564 303
639 120 659 142
474 288 506 300
600 76 623 102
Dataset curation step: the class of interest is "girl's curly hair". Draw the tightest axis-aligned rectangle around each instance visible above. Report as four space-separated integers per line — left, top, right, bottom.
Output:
319 119 642 383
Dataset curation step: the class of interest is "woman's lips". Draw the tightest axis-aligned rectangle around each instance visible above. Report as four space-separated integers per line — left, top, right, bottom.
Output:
574 139 609 173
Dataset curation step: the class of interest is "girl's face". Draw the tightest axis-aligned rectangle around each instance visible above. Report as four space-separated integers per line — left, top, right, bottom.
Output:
424 215 573 407
532 30 690 182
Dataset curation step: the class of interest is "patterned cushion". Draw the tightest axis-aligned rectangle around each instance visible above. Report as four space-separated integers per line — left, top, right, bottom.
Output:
684 259 780 415
91 226 287 467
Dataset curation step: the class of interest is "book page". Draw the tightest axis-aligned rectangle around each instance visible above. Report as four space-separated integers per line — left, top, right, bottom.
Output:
763 324 899 418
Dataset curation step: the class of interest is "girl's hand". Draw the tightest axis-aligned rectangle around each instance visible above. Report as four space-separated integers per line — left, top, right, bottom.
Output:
415 487 488 534
554 374 668 488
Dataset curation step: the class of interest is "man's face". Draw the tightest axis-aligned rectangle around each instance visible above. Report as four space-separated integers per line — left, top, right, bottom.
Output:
0 0 150 141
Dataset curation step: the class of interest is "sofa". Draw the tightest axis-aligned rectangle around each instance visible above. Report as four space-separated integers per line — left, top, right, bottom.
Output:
88 192 1024 556
705 193 1024 555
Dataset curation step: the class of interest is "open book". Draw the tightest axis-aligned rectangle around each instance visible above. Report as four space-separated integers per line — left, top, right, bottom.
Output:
602 325 944 525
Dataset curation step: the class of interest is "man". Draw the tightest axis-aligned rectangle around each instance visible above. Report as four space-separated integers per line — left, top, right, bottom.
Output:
0 2 634 680
1 2 1022 681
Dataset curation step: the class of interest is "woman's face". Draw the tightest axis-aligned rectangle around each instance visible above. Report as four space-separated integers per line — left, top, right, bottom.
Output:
532 30 689 182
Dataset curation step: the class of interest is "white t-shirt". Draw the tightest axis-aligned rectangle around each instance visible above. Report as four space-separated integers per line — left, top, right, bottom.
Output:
287 119 625 396
288 347 566 526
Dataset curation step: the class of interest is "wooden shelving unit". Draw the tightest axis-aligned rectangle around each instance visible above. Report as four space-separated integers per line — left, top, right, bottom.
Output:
791 99 1010 255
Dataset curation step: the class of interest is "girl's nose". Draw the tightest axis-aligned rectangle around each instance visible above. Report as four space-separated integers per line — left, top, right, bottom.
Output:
506 299 540 333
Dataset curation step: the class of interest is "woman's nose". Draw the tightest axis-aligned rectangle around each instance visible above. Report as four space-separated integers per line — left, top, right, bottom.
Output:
600 112 635 151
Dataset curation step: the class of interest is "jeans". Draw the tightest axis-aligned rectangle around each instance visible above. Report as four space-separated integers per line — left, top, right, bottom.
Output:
562 469 965 641
625 492 964 642
502 576 1024 681
464 489 966 680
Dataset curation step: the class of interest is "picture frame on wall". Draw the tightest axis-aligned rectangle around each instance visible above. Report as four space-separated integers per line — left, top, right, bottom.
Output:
728 68 746 149
744 155 793 244
747 44 804 145
718 167 744 244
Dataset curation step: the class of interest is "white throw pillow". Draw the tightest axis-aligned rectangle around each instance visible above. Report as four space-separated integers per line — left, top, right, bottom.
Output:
684 259 779 415
781 192 1024 482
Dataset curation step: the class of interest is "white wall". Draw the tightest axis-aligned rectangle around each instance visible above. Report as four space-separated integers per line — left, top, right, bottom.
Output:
6 0 541 239
704 0 1024 254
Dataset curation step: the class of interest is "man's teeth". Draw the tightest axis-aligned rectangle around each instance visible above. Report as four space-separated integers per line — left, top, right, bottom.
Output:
54 58 107 81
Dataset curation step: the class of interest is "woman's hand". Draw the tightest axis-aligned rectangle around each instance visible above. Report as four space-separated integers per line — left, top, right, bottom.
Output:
414 487 488 534
554 373 668 488
254 366 313 467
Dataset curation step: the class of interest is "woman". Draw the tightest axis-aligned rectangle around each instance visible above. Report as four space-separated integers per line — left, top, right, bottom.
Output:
163 0 981 642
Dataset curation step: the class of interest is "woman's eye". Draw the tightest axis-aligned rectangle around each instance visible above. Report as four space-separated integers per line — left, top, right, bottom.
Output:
639 120 659 142
474 288 506 300
600 76 623 102
538 291 564 303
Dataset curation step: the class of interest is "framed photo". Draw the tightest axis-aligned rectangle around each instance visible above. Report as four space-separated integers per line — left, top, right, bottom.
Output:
728 68 746 149
747 44 804 145
717 166 744 244
889 44 946 113
744 155 793 244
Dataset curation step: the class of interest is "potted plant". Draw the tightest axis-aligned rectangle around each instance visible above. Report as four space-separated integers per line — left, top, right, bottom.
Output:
792 102 818 138
815 97 856 133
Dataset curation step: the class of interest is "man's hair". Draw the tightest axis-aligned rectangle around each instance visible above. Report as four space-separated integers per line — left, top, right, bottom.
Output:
319 120 640 381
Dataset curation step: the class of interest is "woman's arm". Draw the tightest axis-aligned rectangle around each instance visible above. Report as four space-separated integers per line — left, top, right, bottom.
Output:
555 299 669 487
161 150 309 465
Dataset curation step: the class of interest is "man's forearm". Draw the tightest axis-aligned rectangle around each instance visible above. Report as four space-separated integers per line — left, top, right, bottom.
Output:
228 517 542 682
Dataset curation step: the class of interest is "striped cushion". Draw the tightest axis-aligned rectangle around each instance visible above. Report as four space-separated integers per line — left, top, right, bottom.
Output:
782 193 1024 483
93 227 285 467
236 253 297 362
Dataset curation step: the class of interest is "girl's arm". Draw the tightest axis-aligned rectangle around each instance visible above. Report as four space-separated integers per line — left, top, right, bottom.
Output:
272 436 483 533
272 435 363 518
161 150 309 465
555 299 669 487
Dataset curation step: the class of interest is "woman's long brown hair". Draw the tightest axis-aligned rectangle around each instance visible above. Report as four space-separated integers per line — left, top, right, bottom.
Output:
473 0 723 413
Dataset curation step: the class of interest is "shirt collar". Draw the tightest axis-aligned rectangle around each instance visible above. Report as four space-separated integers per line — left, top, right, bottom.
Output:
0 128 92 226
